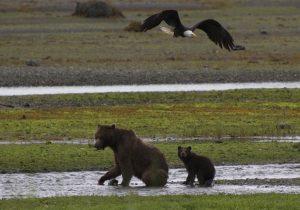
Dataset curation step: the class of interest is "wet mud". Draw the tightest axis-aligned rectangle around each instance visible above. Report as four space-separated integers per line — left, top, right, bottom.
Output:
0 67 299 88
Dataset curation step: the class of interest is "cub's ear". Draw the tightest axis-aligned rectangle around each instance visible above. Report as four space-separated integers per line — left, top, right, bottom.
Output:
187 146 192 151
111 124 116 129
178 146 182 150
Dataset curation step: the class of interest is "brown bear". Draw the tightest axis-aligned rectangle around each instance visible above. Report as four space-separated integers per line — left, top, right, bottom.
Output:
94 124 169 187
178 146 215 187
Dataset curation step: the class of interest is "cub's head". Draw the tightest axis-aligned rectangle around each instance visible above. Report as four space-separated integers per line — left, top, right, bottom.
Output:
94 124 116 150
178 146 192 159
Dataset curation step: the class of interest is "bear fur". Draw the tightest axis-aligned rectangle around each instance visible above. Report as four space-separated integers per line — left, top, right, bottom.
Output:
94 124 169 187
178 146 215 187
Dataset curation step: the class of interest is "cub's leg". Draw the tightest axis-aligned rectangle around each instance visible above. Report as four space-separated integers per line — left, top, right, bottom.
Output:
197 172 213 187
183 171 196 186
197 172 205 186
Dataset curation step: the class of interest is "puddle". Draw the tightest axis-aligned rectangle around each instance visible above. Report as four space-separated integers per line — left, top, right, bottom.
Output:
1 164 299 199
0 82 299 96
0 136 299 145
253 136 300 143
215 164 300 180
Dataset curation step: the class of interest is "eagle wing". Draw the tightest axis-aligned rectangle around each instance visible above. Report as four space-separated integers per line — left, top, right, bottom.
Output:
191 19 235 51
141 10 183 32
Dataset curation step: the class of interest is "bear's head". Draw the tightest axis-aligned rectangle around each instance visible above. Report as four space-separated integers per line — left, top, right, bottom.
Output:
178 146 192 159
94 124 116 150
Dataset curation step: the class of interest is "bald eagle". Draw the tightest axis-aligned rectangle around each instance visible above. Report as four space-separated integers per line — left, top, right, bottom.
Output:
141 10 244 51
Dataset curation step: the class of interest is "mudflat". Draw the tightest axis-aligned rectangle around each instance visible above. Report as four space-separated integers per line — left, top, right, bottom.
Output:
0 1 299 86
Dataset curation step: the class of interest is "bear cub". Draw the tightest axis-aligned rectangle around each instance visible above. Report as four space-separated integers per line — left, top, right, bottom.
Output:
178 146 215 187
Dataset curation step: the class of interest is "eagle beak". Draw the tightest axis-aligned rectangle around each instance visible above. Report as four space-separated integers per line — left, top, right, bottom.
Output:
192 32 197 37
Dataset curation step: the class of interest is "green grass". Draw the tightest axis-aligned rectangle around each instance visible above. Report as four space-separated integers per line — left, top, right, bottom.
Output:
1 194 299 210
1 89 299 108
0 141 299 173
0 89 299 140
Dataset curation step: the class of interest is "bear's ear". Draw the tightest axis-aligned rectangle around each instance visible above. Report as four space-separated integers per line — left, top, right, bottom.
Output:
187 146 192 152
111 124 116 129
97 124 101 128
178 146 182 151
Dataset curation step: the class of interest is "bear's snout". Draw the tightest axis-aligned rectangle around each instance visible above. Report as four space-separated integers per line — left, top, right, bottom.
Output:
180 151 188 158
94 139 105 150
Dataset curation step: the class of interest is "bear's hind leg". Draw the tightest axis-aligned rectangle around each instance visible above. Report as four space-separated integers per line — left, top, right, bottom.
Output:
204 178 214 187
142 169 168 187
197 173 213 187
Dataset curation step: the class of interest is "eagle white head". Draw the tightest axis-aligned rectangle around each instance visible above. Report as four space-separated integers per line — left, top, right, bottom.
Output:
183 30 197 38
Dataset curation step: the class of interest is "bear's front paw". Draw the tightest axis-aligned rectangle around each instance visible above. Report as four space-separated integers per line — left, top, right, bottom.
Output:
98 178 105 185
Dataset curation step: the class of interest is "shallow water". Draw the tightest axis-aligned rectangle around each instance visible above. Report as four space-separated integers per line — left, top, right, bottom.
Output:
0 82 299 96
253 136 300 143
1 164 299 199
0 136 299 145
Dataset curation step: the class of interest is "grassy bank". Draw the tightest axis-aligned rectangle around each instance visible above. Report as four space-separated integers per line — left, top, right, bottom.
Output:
1 194 299 210
1 89 299 108
0 141 299 173
0 90 299 140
